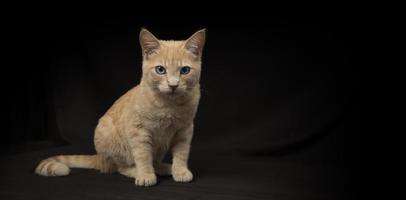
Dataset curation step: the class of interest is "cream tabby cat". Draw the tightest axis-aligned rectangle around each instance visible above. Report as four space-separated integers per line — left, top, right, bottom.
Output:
35 28 206 186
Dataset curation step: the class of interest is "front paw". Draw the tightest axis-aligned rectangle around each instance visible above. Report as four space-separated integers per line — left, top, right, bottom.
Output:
135 173 157 187
172 166 193 182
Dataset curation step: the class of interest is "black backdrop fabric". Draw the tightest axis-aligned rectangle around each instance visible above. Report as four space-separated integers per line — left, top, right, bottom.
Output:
1 14 359 199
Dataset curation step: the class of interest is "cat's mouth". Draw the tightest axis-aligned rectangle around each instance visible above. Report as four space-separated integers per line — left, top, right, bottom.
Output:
159 88 180 96
156 85 185 96
168 89 180 96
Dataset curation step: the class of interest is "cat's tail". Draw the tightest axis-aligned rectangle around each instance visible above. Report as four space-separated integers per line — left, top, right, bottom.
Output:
35 155 102 176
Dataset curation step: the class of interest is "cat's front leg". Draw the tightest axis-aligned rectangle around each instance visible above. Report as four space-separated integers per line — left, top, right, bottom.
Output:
129 129 157 187
171 124 194 182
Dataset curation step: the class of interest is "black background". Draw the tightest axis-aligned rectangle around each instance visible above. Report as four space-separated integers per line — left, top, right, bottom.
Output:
1 13 359 199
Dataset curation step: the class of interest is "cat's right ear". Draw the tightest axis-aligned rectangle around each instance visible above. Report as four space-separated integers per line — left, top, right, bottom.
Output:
185 29 206 57
140 28 160 57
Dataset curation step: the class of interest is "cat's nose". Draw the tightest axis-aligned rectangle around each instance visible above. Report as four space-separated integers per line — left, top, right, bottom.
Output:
169 84 178 91
167 77 179 91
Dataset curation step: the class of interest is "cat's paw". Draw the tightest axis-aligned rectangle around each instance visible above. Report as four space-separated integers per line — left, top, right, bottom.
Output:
172 167 193 182
135 173 157 187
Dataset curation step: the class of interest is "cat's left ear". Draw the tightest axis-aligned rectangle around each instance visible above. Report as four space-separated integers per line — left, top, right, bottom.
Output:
185 29 206 57
140 28 160 57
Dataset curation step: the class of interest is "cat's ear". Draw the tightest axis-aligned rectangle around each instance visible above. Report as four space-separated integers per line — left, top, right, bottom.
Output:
185 29 206 57
140 28 160 57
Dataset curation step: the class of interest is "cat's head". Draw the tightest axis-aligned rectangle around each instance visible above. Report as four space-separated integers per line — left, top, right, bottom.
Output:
139 28 206 97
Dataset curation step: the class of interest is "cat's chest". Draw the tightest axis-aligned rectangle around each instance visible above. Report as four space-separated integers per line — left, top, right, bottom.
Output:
143 106 192 131
152 109 180 128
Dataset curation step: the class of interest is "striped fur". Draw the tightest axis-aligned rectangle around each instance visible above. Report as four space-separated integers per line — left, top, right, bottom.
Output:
35 155 100 176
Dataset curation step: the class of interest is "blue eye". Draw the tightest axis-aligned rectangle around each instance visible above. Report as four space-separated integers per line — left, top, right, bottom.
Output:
155 65 166 75
180 66 191 75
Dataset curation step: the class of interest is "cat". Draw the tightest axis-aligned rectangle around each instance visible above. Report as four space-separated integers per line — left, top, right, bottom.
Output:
35 28 206 187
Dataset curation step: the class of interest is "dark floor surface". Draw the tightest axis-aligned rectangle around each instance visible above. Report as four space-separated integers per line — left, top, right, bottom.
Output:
0 141 358 200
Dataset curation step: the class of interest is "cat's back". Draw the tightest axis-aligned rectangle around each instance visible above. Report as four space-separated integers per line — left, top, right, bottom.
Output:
105 85 139 120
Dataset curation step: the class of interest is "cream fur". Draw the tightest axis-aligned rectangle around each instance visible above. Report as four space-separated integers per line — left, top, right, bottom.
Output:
35 28 206 187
